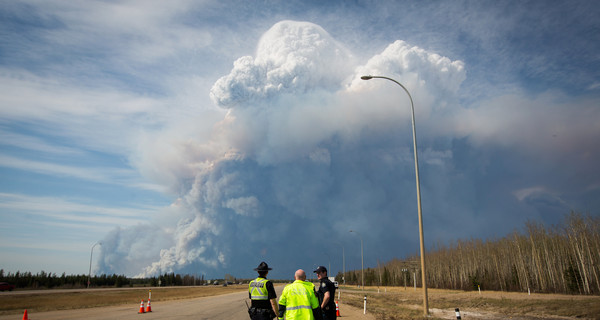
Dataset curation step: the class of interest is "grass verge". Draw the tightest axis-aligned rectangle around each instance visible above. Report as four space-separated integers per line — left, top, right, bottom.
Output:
338 286 600 320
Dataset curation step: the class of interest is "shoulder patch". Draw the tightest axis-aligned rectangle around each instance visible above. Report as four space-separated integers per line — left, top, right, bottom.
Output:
321 282 326 288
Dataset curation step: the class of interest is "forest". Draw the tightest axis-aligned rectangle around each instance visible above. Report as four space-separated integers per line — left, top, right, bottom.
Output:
336 212 599 295
0 270 215 289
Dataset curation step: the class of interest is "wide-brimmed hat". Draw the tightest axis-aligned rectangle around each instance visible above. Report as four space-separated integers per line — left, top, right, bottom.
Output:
313 266 327 273
254 261 272 271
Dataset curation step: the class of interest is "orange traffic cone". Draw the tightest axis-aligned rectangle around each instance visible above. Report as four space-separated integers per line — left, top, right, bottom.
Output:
335 301 341 317
138 300 145 313
22 309 29 320
146 299 152 312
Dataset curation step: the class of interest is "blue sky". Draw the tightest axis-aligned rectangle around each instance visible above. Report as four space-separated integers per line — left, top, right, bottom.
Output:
0 0 598 279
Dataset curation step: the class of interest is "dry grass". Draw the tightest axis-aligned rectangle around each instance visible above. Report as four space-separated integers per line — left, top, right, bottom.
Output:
0 285 247 315
339 286 600 320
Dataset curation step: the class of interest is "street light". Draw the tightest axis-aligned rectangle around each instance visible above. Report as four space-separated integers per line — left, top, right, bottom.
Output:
88 241 102 289
360 75 429 315
341 244 345 285
325 255 331 279
334 242 346 285
349 230 364 290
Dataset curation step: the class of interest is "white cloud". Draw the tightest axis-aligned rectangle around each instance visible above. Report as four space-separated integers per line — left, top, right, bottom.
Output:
0 192 158 224
350 40 466 113
0 70 168 153
454 91 600 158
588 82 600 90
210 20 355 108
514 186 548 202
0 154 114 182
0 154 164 193
0 129 84 156
15 0 212 65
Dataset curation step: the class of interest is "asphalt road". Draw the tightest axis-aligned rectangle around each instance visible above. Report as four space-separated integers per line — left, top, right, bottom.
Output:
1 289 255 320
1 286 374 320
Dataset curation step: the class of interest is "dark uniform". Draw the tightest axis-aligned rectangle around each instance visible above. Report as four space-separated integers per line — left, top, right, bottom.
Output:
249 262 277 320
314 266 337 320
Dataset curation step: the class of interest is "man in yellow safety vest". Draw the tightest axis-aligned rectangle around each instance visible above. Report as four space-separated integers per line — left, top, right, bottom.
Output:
249 262 278 320
278 269 322 320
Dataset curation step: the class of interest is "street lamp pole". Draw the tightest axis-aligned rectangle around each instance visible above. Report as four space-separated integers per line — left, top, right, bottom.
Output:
360 75 429 315
335 242 346 285
342 245 346 285
349 230 364 290
88 241 101 289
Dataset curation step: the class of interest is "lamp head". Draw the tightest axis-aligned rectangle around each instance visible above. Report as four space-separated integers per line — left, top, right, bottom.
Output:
360 76 373 80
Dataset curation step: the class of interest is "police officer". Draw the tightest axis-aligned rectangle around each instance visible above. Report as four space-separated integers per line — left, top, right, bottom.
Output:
249 261 278 320
278 269 322 320
314 266 336 320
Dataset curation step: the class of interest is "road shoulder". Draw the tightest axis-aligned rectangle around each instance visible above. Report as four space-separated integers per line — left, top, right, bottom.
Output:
337 301 375 320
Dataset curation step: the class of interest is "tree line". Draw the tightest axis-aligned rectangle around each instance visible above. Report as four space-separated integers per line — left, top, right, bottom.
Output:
0 270 272 289
0 270 224 289
0 270 131 289
336 212 599 295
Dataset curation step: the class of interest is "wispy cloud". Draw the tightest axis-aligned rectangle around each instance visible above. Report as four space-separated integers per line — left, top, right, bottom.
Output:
0 192 164 261
0 154 163 191
0 192 160 223
0 129 84 156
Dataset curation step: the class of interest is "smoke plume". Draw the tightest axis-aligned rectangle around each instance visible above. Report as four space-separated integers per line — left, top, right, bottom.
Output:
97 20 529 278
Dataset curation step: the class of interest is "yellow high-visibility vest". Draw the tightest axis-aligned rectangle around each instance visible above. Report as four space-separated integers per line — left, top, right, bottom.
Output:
278 280 319 320
249 277 269 300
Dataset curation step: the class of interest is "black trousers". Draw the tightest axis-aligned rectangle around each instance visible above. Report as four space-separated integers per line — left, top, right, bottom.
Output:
249 308 274 320
322 311 337 320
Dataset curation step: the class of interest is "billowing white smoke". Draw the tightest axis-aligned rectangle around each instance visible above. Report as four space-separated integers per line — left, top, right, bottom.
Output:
97 20 465 278
211 20 354 108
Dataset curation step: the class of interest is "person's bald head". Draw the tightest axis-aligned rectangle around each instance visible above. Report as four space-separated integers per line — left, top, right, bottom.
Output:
295 269 306 281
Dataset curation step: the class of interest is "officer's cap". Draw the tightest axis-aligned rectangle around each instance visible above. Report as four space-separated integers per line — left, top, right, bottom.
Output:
313 266 327 273
254 261 272 271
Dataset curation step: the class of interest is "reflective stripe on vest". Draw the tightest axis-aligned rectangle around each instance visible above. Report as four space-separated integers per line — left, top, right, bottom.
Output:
286 305 312 311
279 281 318 320
249 277 269 300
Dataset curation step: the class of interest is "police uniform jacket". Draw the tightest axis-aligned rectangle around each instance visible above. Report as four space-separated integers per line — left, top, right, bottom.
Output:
317 278 336 314
249 277 277 310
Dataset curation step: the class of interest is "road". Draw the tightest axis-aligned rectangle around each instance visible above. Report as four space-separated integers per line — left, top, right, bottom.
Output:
1 289 252 320
1 286 374 320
